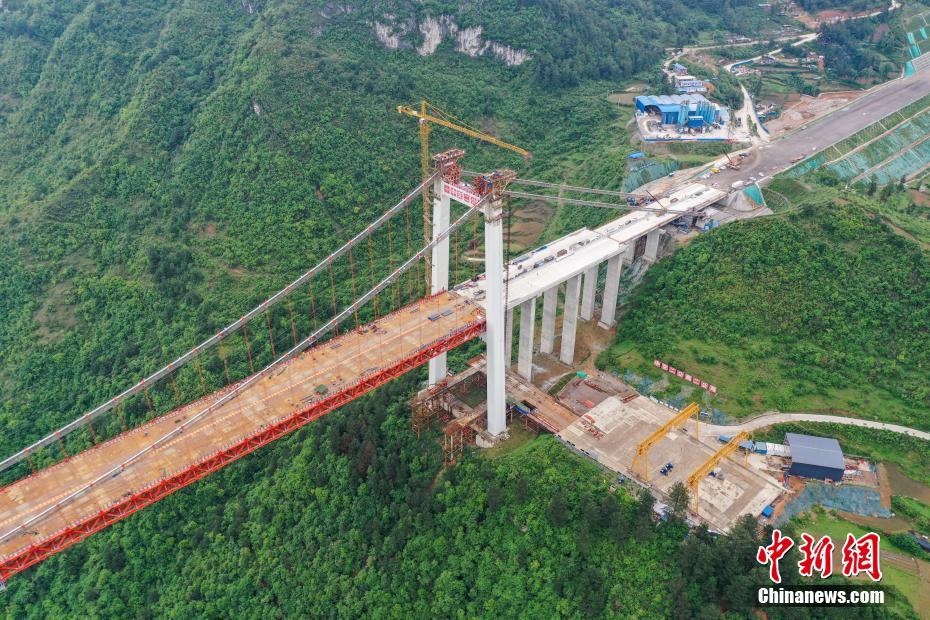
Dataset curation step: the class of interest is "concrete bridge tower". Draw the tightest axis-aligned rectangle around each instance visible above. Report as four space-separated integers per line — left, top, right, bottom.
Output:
483 195 507 436
428 174 451 386
428 149 513 436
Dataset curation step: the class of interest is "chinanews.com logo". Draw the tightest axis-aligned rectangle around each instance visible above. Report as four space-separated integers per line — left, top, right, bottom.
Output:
755 529 886 607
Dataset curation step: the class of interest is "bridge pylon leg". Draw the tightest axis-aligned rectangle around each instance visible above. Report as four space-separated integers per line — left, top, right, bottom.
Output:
484 198 507 437
428 177 451 386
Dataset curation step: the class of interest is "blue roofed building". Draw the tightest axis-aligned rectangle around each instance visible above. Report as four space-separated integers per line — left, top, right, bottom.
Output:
635 94 728 128
785 433 845 482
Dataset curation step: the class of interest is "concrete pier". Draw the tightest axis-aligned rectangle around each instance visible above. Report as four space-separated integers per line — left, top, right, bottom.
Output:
540 285 558 355
517 297 536 381
643 229 660 263
580 266 597 321
560 274 581 365
598 254 623 329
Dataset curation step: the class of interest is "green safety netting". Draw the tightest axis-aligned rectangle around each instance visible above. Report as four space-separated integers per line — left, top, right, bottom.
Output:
869 137 930 184
826 109 930 180
742 183 765 206
622 159 680 192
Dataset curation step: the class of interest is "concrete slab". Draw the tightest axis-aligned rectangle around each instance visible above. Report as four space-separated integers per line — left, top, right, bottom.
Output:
558 396 784 532
452 184 727 311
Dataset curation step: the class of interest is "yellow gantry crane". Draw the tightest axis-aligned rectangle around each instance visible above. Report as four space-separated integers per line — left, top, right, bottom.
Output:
632 402 701 481
687 430 750 514
397 100 530 285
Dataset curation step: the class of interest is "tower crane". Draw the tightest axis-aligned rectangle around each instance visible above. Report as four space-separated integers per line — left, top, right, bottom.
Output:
397 100 530 285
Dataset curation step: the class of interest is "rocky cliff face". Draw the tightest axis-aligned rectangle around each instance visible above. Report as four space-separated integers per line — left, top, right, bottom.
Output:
376 14 530 66
373 18 410 50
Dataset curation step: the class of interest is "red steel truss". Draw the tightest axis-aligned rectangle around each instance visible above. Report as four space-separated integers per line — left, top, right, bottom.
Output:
0 319 485 583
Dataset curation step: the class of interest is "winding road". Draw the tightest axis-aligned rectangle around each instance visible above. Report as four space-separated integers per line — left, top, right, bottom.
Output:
703 412 930 442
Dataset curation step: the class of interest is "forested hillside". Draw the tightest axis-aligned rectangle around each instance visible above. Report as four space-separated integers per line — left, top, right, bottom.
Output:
0 0 922 617
600 199 930 429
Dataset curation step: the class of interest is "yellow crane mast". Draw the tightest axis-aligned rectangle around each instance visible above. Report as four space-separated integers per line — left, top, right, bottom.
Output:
686 431 750 514
397 100 530 286
632 402 700 481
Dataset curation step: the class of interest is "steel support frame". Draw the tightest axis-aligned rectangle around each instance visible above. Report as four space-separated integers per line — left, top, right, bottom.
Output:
0 320 485 582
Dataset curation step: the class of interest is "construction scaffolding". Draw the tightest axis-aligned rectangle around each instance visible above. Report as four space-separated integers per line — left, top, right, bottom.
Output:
411 395 454 437
443 422 475 467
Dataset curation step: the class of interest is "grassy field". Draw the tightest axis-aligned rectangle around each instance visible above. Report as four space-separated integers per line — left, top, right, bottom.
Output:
793 508 930 614
480 422 538 459
607 338 924 424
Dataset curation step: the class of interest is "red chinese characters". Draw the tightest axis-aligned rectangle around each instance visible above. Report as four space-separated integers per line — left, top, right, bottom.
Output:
757 529 795 584
841 532 882 582
798 533 834 578
758 531 882 583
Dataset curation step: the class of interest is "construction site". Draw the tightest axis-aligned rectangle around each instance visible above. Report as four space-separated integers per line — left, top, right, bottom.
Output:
4 57 930 585
557 392 783 532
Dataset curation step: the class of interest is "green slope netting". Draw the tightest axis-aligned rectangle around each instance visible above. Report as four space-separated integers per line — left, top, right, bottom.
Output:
776 482 891 525
826 109 930 180
622 159 680 192
869 137 930 184
784 94 930 183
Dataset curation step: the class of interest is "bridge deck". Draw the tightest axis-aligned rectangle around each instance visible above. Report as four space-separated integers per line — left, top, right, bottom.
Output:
0 292 482 575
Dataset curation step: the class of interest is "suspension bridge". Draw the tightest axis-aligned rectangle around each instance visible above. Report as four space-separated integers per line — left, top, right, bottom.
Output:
0 148 725 586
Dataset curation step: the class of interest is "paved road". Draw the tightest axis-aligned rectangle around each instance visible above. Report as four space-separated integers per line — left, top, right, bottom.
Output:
709 70 930 190
702 412 930 442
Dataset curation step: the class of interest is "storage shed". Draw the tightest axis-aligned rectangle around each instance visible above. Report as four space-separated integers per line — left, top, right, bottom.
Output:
786 433 844 482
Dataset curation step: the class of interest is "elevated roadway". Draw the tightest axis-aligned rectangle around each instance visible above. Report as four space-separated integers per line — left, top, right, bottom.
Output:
0 293 483 579
455 183 726 309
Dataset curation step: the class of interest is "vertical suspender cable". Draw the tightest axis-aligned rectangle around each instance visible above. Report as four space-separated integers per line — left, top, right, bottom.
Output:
265 310 276 357
348 247 360 330
328 262 339 336
243 323 255 374
288 295 298 347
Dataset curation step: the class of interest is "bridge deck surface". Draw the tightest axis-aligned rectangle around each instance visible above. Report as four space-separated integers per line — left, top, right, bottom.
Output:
0 292 480 563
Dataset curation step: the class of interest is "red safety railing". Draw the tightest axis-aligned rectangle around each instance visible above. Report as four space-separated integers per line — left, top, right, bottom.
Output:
0 320 485 582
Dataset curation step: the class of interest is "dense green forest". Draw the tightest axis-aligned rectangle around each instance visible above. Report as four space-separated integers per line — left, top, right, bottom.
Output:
0 0 924 617
600 199 930 429
4 396 913 618
814 13 905 83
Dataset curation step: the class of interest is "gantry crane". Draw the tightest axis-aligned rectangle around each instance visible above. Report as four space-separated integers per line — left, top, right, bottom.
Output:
632 402 700 481
397 100 530 285
687 431 750 514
